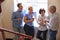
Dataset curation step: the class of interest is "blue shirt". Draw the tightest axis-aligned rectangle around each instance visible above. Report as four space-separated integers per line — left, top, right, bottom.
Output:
25 12 35 27
12 10 25 27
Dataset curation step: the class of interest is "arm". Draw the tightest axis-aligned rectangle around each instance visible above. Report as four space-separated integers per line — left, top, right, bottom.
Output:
37 15 42 25
12 12 18 21
47 15 58 28
24 16 34 23
37 15 47 26
37 16 41 24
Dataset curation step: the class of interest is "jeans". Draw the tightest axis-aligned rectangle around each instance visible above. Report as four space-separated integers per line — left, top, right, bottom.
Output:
49 30 57 40
24 24 34 40
13 26 23 40
36 30 48 40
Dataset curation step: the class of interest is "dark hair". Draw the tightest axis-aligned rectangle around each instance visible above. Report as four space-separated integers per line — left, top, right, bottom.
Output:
17 3 22 7
39 9 45 14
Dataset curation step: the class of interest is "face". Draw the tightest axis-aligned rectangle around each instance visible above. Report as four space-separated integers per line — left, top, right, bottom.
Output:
49 6 56 14
18 5 23 11
41 11 45 16
28 7 33 14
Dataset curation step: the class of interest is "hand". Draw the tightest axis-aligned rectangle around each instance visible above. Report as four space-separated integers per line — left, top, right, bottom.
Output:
45 19 49 23
40 21 44 26
32 15 35 19
31 18 34 22
17 18 21 21
45 20 49 23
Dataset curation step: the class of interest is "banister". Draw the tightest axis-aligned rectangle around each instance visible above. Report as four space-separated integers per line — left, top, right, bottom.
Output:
0 27 32 40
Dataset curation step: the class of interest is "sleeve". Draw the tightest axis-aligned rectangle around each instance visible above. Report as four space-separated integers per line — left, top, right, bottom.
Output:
21 12 25 21
37 15 41 24
33 12 36 18
47 15 58 27
47 16 50 20
22 10 26 16
25 14 29 20
12 12 18 22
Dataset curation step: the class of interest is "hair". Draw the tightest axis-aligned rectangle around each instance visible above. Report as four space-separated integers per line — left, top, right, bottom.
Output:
39 9 45 14
17 3 22 7
28 6 33 10
50 5 56 12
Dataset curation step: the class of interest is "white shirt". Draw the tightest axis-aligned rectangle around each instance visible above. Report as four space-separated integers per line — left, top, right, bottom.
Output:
47 12 59 31
37 15 47 31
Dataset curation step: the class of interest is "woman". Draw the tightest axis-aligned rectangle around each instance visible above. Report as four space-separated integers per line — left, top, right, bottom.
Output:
36 9 48 40
24 6 35 40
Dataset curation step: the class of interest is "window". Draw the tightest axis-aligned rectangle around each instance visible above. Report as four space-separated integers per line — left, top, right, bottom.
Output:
14 0 48 27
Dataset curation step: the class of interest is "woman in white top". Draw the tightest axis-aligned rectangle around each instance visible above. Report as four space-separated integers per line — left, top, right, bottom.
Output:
36 9 48 40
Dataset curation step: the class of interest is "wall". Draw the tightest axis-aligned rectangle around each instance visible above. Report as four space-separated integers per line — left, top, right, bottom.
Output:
0 0 14 39
0 0 60 40
0 13 3 40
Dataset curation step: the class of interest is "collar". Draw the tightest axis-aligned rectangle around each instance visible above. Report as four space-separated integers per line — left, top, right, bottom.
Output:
49 12 56 17
41 15 45 17
17 9 22 12
29 12 33 16
51 12 56 16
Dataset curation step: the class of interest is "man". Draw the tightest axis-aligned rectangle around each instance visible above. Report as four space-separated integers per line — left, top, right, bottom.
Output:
12 3 25 40
47 5 59 40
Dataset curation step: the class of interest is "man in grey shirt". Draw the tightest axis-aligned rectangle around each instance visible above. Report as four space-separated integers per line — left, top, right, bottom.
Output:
47 5 59 40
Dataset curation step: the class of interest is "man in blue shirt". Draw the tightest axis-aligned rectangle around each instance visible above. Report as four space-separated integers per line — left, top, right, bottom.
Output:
12 3 25 40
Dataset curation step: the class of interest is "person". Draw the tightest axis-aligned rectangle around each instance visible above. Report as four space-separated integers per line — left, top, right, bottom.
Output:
47 5 59 40
24 6 35 40
36 9 48 40
12 3 25 40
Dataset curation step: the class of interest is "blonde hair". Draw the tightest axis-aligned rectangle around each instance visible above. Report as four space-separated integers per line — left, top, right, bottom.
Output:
28 6 33 10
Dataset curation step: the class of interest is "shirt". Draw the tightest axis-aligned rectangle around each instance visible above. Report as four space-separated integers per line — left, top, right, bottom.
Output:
37 15 47 31
25 12 35 27
12 10 25 27
47 12 59 31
